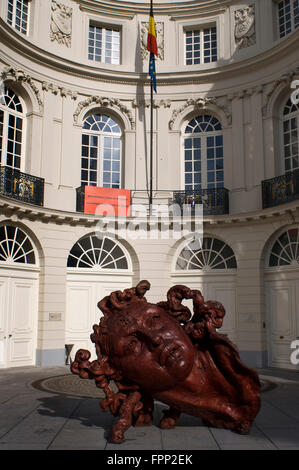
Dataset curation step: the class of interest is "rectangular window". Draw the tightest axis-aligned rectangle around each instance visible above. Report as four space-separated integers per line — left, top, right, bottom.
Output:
184 137 202 191
102 136 121 188
88 24 120 65
6 114 22 170
7 0 29 35
277 0 299 38
0 110 3 164
185 26 217 65
81 134 121 188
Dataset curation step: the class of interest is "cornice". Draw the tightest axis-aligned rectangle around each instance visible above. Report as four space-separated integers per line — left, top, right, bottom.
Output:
74 0 230 18
1 18 298 88
1 194 299 229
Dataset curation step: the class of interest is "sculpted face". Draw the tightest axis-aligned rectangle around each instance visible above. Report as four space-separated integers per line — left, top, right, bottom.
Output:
107 303 195 391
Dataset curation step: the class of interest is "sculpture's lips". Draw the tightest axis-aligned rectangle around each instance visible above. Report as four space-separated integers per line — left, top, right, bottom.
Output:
159 343 184 367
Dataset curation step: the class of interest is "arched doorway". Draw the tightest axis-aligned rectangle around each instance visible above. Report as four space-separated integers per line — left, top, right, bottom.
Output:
264 227 299 369
172 236 237 339
0 224 39 368
65 234 133 360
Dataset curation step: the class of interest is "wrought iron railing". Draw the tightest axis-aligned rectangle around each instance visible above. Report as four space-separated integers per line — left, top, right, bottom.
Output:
262 170 299 209
0 166 44 206
76 186 229 216
173 188 229 216
76 185 85 212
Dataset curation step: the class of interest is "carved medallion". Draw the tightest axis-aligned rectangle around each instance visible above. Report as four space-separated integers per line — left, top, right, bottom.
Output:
234 5 256 49
50 0 72 48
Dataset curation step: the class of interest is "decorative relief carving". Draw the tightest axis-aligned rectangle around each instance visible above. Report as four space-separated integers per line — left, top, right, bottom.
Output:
169 97 232 130
132 98 171 109
50 0 72 48
141 22 164 60
73 96 135 129
262 66 299 117
1 66 43 112
234 5 256 49
42 81 78 100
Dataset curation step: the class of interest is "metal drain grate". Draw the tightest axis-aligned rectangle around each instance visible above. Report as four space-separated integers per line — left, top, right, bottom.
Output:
32 374 106 398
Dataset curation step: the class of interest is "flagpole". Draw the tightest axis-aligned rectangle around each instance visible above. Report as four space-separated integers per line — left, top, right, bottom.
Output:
149 74 153 215
149 0 154 216
147 0 157 216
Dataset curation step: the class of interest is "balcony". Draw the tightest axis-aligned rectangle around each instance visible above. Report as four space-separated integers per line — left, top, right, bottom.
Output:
0 166 44 206
173 188 229 216
262 170 299 209
76 186 229 216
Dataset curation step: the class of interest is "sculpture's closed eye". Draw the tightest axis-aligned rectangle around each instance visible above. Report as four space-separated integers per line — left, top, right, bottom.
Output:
123 335 141 355
145 313 161 329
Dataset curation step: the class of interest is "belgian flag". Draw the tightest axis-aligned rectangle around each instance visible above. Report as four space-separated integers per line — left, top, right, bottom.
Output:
147 3 158 93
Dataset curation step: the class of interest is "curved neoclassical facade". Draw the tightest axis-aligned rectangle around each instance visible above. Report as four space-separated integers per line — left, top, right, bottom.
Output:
0 0 299 369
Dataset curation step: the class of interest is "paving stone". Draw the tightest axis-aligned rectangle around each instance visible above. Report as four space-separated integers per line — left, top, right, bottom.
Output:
210 425 277 450
254 401 299 427
0 442 48 450
259 426 299 449
161 426 219 450
105 425 163 450
0 398 81 445
48 422 108 450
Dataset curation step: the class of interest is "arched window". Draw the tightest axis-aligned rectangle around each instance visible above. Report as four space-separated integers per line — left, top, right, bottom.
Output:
176 237 237 271
0 225 35 265
183 115 224 191
81 113 122 188
269 228 299 267
282 98 299 173
0 86 25 170
67 235 129 269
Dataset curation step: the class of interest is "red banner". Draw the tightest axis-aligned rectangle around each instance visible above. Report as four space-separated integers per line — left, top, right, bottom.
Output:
83 186 131 216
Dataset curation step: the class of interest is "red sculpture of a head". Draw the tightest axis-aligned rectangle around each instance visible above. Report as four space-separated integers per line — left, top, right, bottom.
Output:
71 282 261 444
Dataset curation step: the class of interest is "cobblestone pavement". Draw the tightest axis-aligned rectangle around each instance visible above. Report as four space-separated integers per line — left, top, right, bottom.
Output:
0 365 299 450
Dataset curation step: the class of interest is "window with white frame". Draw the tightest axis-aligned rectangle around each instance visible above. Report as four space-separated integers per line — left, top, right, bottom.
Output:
282 98 299 173
7 0 30 35
277 0 299 38
176 237 237 271
185 26 217 65
88 24 120 65
0 225 35 265
0 86 24 170
67 235 129 269
269 228 299 267
183 115 224 191
81 113 122 188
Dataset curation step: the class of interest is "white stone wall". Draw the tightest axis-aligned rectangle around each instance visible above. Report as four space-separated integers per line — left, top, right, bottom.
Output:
0 0 298 214
1 199 298 366
0 0 299 368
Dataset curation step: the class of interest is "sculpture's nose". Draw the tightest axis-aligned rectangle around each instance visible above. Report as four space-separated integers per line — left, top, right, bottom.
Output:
141 328 164 350
151 331 164 347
